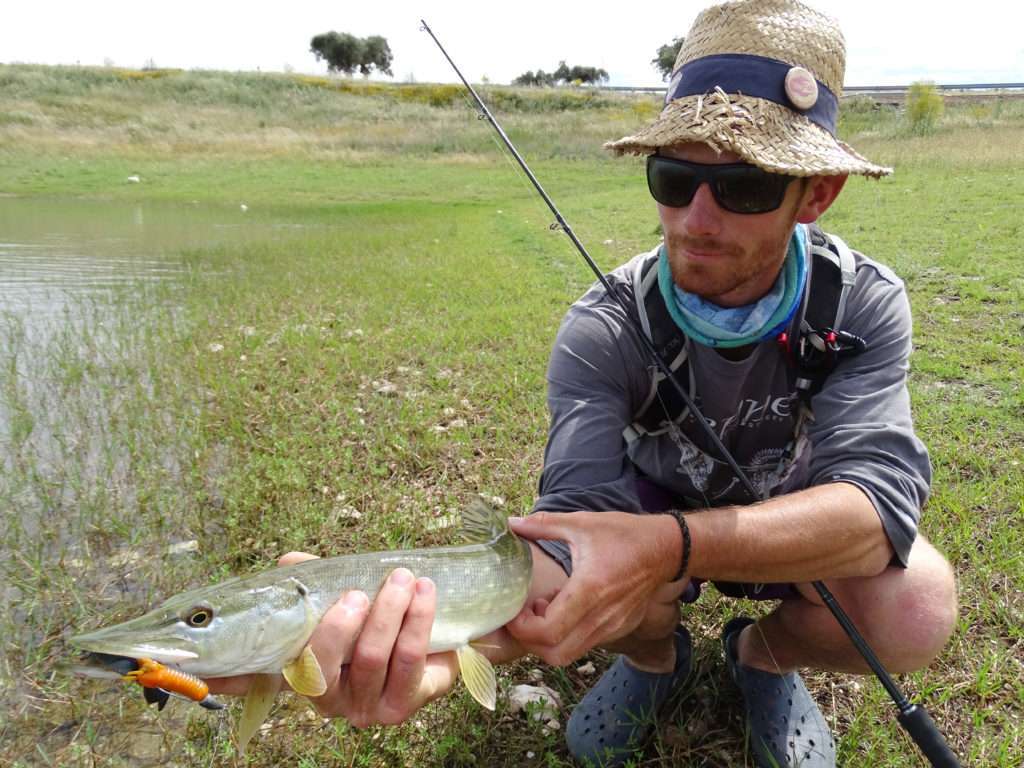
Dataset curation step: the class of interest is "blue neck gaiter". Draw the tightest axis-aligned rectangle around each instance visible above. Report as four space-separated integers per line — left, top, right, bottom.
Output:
657 225 808 348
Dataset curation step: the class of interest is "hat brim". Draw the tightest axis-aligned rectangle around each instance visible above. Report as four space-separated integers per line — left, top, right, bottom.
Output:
605 89 891 178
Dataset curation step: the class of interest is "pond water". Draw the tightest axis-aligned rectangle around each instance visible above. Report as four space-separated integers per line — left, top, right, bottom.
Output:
0 195 313 467
0 197 298 317
0 195 314 537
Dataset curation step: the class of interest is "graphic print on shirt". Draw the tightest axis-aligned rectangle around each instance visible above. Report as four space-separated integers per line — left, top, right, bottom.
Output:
665 418 715 492
656 389 809 503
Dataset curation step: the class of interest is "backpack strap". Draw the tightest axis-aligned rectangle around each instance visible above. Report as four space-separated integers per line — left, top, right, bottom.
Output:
622 251 695 443
780 224 867 403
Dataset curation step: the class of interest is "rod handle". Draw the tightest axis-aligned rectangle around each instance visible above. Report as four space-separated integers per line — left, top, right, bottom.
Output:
897 705 961 767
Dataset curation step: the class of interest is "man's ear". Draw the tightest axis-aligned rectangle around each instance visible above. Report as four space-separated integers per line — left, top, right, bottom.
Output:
796 175 847 224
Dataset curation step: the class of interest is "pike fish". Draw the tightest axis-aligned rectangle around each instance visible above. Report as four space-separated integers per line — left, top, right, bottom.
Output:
71 499 532 752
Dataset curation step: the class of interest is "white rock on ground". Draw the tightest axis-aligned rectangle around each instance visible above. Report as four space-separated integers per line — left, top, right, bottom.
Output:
508 683 561 722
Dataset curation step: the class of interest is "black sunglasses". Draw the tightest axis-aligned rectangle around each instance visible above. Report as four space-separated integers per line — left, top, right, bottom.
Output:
646 154 797 214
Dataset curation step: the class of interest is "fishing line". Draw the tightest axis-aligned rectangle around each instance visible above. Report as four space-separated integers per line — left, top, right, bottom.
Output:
420 19 960 768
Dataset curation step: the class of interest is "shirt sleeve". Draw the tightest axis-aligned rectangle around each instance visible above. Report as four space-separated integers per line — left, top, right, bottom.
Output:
531 298 649 572
806 263 931 566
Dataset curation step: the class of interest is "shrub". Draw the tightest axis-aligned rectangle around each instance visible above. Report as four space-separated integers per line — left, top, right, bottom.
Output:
906 81 944 134
115 68 182 82
842 95 878 116
632 98 660 121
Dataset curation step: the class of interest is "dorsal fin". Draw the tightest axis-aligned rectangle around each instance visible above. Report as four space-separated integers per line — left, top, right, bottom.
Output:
458 498 507 543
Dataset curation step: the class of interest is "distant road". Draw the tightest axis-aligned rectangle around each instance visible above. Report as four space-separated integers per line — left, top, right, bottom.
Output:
601 82 1024 95
844 83 1024 94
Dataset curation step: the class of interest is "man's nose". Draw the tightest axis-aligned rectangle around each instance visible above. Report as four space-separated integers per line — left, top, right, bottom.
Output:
680 183 723 237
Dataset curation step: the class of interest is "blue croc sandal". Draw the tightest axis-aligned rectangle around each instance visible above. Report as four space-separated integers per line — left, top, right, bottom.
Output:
723 617 836 767
566 626 692 767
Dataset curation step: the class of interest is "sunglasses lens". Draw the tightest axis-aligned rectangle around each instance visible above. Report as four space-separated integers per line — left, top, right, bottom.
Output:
646 156 794 214
714 167 791 214
647 156 699 208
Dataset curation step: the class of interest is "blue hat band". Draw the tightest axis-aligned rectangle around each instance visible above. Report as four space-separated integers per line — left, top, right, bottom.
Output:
665 53 838 135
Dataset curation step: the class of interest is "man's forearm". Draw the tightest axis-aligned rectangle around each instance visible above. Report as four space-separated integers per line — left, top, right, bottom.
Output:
680 482 894 584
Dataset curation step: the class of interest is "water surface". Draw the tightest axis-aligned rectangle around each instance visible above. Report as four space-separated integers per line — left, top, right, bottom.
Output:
0 196 315 533
0 197 299 318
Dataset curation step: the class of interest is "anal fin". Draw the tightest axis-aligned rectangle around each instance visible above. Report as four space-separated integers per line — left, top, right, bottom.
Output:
282 644 327 697
237 674 282 756
456 644 496 711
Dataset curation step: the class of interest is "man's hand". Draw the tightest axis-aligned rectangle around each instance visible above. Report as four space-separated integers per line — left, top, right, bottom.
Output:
206 554 460 728
506 512 686 667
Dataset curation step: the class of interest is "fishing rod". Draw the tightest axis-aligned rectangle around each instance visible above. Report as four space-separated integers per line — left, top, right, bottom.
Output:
419 20 960 768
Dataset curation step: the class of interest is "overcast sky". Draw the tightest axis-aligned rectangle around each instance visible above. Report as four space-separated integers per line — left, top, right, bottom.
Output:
3 1 1022 88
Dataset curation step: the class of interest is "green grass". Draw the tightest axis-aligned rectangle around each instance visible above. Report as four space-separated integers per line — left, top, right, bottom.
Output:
0 65 1022 766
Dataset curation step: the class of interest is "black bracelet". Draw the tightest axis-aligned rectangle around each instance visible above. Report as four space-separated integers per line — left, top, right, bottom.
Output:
667 509 691 581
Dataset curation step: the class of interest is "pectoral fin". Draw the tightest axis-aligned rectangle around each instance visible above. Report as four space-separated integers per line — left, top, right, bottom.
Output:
237 674 282 756
456 644 496 711
282 644 327 697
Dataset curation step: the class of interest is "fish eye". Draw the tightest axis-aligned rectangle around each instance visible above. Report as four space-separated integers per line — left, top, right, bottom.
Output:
184 606 214 627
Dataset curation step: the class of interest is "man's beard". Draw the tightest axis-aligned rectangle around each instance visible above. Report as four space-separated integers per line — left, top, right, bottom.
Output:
665 221 797 305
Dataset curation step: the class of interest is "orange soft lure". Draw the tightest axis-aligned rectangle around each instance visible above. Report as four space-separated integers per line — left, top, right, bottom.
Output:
124 657 224 710
73 653 225 711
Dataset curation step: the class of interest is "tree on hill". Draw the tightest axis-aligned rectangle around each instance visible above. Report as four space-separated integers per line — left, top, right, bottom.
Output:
554 60 609 85
513 70 555 87
310 31 393 77
513 61 608 87
361 36 393 77
310 32 360 75
652 37 685 80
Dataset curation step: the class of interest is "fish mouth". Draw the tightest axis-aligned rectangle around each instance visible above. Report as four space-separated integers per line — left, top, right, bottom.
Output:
70 651 141 679
71 630 199 664
83 651 139 674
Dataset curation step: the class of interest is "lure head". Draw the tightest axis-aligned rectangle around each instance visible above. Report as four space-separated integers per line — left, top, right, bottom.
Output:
71 571 315 677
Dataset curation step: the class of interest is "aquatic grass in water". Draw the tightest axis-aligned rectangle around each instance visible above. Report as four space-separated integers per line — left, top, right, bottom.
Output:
0 284 209 744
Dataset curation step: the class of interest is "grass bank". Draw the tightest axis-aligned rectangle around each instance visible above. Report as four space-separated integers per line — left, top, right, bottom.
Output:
0 66 1021 766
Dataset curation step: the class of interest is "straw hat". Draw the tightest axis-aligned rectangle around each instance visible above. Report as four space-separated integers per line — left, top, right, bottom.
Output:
606 0 891 178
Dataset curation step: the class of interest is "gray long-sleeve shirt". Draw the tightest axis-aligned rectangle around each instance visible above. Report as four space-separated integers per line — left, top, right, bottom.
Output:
533 239 931 570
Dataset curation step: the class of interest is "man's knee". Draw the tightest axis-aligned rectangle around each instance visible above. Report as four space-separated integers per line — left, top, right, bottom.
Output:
889 538 958 672
628 599 683 642
800 536 958 672
858 537 958 673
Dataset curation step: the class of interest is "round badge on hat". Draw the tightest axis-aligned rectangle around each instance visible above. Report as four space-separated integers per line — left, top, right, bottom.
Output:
784 66 818 110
